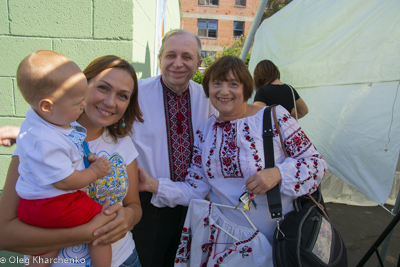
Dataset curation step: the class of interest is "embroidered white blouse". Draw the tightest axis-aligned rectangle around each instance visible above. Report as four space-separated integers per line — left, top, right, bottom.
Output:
152 106 327 243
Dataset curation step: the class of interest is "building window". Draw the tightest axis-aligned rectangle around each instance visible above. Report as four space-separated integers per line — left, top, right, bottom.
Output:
198 19 218 38
235 0 246 6
198 0 219 6
233 21 244 37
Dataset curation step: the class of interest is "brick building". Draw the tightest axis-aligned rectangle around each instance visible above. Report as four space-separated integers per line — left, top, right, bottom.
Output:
180 0 260 58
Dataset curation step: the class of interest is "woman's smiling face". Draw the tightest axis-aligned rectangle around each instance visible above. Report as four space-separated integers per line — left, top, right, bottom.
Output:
208 70 246 121
83 68 134 128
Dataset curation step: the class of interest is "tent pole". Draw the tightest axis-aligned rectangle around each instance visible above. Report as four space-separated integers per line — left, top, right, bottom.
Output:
378 178 400 266
239 0 268 62
356 209 400 267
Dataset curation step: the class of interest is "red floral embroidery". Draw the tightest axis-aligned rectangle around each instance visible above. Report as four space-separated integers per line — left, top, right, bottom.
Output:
217 122 244 178
201 225 217 266
243 122 263 171
293 154 324 192
212 230 259 266
222 157 232 166
205 131 217 179
285 128 312 158
187 181 197 189
276 113 291 127
175 227 192 263
203 216 209 227
239 246 253 258
187 172 201 188
228 141 236 150
196 130 205 143
192 145 202 168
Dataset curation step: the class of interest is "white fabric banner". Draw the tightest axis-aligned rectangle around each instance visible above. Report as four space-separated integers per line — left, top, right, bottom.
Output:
248 0 400 205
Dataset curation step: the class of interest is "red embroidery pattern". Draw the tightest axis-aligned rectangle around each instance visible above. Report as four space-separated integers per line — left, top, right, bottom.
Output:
239 246 253 258
175 227 191 264
243 123 263 172
161 78 194 182
276 112 292 126
192 145 202 168
213 231 258 266
285 128 312 158
215 250 233 266
202 203 211 227
203 216 210 227
178 203 257 266
187 171 202 189
294 154 324 192
205 129 218 179
218 122 244 178
196 130 205 143
201 225 217 266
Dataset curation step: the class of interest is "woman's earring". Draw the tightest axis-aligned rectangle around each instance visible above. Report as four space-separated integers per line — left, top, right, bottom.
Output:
121 118 126 128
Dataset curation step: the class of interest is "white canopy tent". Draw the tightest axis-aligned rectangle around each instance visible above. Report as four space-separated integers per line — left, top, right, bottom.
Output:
248 0 400 206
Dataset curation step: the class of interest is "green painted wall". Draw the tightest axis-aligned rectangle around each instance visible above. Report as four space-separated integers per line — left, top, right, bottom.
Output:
0 0 181 189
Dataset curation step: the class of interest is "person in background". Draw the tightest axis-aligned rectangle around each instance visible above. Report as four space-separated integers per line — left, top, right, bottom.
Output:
253 59 308 119
131 29 217 267
0 55 143 267
138 55 327 266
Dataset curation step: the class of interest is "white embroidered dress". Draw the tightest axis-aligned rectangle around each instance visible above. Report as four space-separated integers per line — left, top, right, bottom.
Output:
152 106 327 265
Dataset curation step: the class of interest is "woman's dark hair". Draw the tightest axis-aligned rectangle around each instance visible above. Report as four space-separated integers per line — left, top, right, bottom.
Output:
202 55 254 102
253 60 280 89
83 55 144 142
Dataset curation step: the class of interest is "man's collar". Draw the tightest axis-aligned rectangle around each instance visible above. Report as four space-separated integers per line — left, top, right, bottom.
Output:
160 76 189 96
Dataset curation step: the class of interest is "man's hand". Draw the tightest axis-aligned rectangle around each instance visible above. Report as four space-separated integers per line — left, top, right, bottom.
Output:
0 126 20 147
138 166 159 194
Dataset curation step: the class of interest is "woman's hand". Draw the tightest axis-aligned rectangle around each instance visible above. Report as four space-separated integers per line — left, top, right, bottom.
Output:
245 167 282 195
91 199 126 246
138 166 159 194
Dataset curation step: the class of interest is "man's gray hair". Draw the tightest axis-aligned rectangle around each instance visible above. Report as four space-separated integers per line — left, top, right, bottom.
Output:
159 29 202 61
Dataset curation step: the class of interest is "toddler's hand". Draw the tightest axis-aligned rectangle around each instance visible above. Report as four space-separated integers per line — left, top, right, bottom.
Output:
87 152 100 163
89 156 112 178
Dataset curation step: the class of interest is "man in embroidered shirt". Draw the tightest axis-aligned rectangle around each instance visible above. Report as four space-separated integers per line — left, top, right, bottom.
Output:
131 29 217 267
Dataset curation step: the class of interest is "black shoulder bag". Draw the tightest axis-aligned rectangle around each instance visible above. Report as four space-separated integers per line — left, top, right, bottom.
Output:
262 106 348 267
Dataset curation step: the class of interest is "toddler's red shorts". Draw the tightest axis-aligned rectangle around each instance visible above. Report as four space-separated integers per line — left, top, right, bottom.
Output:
18 190 102 228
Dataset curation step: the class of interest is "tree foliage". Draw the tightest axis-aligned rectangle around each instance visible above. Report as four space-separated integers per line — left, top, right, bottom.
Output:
192 37 251 85
262 0 292 21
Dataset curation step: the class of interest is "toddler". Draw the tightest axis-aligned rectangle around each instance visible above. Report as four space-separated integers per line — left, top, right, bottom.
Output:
15 50 112 267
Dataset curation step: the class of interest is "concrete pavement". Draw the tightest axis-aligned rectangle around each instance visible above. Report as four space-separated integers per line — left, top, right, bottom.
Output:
326 202 400 267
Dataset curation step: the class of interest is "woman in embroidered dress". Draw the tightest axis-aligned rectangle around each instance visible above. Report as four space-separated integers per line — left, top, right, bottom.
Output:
138 55 327 267
0 56 143 267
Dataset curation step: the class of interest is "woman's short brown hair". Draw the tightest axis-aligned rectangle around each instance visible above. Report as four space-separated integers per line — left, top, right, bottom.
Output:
83 55 144 142
202 55 254 102
253 60 280 89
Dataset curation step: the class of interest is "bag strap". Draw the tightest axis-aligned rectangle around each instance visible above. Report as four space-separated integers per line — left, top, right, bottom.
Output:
263 106 283 219
288 84 298 121
309 191 331 221
272 106 287 158
266 107 330 221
